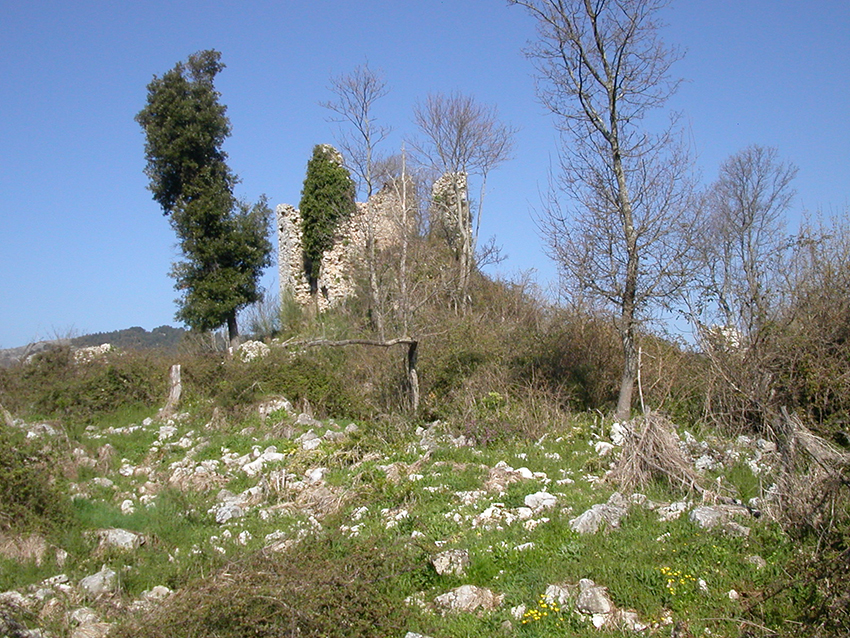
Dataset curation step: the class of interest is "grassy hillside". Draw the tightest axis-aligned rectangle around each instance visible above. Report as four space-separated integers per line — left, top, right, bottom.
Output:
0 273 848 637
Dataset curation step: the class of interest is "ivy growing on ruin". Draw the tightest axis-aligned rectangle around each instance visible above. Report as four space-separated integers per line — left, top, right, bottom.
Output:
298 145 356 294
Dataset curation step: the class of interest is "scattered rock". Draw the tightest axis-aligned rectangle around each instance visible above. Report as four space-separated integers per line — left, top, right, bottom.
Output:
305 467 327 484
746 554 767 569
214 503 244 525
610 422 629 446
236 340 270 362
484 462 533 493
68 607 99 626
79 566 118 599
524 491 557 513
722 521 751 537
541 584 570 607
434 585 503 614
694 454 718 471
576 580 614 615
296 414 321 428
258 396 292 420
96 528 145 551
73 344 113 364
594 441 615 456
656 501 690 522
689 506 725 529
690 504 751 534
242 447 286 477
431 549 469 577
71 622 112 638
569 493 629 534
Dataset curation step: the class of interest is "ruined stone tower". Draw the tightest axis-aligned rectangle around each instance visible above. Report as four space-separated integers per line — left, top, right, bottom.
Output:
277 181 405 311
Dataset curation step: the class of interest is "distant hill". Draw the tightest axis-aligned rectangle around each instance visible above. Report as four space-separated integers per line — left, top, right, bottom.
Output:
0 325 186 367
70 325 186 350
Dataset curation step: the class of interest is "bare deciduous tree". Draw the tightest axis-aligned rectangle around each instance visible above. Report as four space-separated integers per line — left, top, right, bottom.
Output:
411 92 515 305
321 63 392 333
689 146 799 431
321 63 392 199
511 0 696 419
694 145 798 344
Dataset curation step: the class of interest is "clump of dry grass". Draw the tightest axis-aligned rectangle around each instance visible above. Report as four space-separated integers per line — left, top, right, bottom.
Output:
607 411 702 495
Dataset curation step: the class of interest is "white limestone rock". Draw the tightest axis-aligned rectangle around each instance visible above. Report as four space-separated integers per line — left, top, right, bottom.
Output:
431 549 469 577
97 528 145 551
524 491 557 513
79 566 118 599
434 585 503 613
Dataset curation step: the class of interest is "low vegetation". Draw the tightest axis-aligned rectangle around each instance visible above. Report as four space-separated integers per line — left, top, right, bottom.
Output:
0 265 848 638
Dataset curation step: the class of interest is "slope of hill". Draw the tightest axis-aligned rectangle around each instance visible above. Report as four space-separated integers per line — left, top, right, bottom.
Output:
0 326 185 368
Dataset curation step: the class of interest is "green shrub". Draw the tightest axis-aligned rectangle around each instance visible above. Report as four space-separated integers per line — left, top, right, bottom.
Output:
113 532 423 638
183 347 367 417
0 346 165 423
0 426 70 534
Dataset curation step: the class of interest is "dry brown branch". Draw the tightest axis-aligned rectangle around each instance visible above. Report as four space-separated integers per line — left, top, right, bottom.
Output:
607 411 703 495
767 408 850 534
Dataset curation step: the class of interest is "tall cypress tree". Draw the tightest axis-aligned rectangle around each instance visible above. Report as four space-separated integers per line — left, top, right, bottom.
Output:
136 50 271 344
298 145 356 295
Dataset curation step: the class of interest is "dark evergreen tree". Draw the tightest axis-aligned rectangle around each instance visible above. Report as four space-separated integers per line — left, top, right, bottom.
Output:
136 50 271 344
298 145 356 295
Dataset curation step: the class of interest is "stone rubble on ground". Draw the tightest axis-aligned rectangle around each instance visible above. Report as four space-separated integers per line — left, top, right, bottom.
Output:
433 585 503 614
431 549 470 576
0 399 786 636
569 492 630 534
78 567 118 599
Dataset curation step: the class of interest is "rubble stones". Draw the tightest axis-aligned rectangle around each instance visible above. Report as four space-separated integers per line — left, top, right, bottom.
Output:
569 493 629 534
434 585 503 613
214 503 244 525
71 623 112 638
68 607 99 626
236 340 270 362
577 580 614 615
79 567 118 599
96 528 145 551
431 549 470 576
689 506 725 529
524 491 557 513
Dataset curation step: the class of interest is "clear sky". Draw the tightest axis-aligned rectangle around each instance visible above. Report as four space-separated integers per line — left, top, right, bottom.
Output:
1 0 848 349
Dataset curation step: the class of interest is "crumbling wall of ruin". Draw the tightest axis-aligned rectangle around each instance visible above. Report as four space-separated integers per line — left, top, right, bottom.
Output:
277 183 405 312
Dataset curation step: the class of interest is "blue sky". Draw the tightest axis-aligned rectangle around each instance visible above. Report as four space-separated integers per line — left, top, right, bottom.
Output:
1 0 848 348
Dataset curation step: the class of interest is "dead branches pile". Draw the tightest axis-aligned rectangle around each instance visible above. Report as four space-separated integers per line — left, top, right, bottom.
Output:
769 407 850 535
607 411 703 495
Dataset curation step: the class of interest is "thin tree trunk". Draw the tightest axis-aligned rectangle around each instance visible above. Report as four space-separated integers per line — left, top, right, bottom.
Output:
227 313 240 349
407 341 420 412
611 131 640 421
159 364 182 419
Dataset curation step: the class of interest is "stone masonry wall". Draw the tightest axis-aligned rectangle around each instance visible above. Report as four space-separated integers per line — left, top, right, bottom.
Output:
277 183 404 312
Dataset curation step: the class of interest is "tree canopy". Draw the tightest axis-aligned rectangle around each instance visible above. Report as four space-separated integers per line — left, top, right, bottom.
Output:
136 49 271 344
